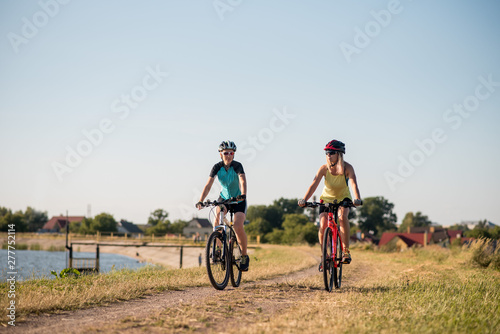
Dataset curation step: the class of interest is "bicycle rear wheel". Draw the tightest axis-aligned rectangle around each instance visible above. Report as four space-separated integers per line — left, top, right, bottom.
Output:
322 227 334 292
229 237 242 287
333 229 343 289
206 231 230 290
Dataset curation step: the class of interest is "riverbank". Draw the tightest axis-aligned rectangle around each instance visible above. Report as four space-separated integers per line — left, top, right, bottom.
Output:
11 235 206 269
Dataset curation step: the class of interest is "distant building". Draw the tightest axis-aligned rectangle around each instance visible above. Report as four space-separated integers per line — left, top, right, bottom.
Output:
461 220 497 230
117 220 144 237
379 227 471 251
379 232 432 250
183 218 213 240
40 216 85 233
408 226 449 245
351 231 379 245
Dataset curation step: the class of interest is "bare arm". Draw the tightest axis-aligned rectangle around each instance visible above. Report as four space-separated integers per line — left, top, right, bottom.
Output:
239 173 247 196
300 165 326 205
198 177 215 204
345 163 361 204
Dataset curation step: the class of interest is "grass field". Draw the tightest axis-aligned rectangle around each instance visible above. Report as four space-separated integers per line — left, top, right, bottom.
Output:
1 242 499 333
97 244 500 333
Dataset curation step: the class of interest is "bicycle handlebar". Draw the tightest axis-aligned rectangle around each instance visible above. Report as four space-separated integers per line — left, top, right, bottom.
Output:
199 197 242 208
304 199 362 208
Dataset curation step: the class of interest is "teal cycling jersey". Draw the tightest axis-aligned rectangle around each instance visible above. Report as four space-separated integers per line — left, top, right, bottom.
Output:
209 161 245 200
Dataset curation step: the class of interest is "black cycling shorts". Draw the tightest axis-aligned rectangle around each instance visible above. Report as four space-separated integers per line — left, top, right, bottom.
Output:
319 198 352 215
219 198 247 215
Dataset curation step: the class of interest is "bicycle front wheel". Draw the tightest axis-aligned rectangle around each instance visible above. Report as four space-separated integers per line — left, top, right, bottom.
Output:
206 231 230 290
333 229 343 289
229 237 242 287
322 227 334 292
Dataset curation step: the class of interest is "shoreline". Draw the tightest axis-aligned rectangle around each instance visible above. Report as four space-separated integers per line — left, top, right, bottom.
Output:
11 236 206 269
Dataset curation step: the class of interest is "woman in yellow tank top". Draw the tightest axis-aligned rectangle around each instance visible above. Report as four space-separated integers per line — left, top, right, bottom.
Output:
298 140 362 269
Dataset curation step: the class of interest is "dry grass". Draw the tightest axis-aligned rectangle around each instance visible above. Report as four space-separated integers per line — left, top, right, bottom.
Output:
92 246 500 334
0 245 315 320
4 244 499 333
239 247 500 334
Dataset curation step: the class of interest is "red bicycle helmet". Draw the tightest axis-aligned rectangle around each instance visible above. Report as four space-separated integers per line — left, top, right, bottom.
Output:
324 140 345 154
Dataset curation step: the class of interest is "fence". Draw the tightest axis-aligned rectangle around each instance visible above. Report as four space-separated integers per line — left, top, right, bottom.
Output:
67 243 100 273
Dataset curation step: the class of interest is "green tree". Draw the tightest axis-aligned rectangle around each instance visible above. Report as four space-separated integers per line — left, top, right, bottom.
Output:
147 221 170 235
302 223 319 246
146 209 171 235
272 197 305 215
169 219 188 234
0 207 10 218
148 209 169 226
0 210 27 232
465 228 491 239
398 212 414 232
448 223 469 232
92 213 117 232
398 211 432 232
490 226 500 239
69 220 82 233
245 217 272 242
280 214 317 246
266 228 285 244
247 205 283 229
24 207 48 232
0 207 12 231
356 196 397 237
413 212 432 227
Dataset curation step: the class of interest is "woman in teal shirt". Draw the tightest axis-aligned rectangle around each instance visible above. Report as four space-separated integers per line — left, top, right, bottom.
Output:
196 141 249 271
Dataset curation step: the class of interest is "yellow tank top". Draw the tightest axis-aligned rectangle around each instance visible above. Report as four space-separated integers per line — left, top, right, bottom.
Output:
320 169 352 203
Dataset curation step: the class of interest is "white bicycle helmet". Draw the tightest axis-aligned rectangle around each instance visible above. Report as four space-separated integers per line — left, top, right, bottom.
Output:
218 140 237 152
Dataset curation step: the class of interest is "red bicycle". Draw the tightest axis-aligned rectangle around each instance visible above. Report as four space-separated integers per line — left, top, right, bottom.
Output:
305 199 361 291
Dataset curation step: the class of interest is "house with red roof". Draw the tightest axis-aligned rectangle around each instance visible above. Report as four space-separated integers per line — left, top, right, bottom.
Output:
379 227 468 250
379 232 433 250
40 216 85 233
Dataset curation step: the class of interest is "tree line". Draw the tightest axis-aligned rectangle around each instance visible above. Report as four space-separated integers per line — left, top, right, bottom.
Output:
1 200 498 242
0 207 48 232
244 196 400 244
244 196 499 243
0 206 188 236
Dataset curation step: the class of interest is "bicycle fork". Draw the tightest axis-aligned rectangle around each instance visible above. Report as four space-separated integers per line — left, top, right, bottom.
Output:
213 225 227 263
329 209 341 268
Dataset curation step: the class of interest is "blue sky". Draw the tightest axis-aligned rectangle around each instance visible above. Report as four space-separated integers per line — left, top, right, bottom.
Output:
1 0 499 227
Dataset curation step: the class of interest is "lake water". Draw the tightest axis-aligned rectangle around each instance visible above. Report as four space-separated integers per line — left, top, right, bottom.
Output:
0 249 149 281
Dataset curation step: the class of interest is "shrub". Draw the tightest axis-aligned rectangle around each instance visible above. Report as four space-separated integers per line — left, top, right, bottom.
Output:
469 238 500 270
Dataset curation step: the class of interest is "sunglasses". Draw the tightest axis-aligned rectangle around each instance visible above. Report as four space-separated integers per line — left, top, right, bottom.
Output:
222 152 234 156
326 151 338 156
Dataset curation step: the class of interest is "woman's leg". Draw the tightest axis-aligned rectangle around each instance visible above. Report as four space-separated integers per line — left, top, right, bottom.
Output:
318 212 328 246
233 212 248 256
338 206 350 251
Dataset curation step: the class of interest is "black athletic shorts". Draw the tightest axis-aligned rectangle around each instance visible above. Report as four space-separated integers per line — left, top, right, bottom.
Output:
219 198 247 215
319 198 352 215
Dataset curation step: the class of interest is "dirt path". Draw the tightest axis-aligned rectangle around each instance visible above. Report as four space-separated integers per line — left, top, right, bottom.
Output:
4 251 373 334
6 264 319 334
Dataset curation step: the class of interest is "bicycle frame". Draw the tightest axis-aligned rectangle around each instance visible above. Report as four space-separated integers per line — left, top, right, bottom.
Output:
202 198 242 290
326 206 343 269
305 199 359 291
211 203 236 264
